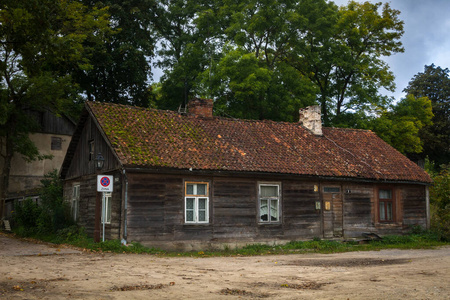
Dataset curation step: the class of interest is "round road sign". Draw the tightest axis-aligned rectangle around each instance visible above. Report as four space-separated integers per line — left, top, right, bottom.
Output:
100 176 110 187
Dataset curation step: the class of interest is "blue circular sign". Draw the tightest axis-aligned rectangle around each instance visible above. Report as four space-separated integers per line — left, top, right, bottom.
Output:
100 177 110 187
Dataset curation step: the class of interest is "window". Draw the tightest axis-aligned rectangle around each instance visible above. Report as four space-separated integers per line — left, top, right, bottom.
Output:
259 183 281 223
51 137 62 150
72 185 80 221
185 182 209 223
379 189 394 221
102 192 112 224
89 140 94 161
323 187 340 193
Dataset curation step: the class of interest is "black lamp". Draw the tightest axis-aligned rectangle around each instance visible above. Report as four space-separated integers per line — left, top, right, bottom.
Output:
94 152 105 170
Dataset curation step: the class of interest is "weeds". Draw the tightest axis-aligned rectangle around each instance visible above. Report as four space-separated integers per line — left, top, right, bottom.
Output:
7 228 448 256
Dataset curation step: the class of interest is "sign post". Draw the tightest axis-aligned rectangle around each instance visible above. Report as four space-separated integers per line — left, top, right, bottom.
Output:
96 175 113 242
97 175 113 192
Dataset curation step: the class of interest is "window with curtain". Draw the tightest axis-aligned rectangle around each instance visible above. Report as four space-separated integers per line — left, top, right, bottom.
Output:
379 189 394 221
259 184 280 223
185 182 209 224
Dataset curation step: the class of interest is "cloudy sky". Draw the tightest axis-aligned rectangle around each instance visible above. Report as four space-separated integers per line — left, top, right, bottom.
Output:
334 0 450 101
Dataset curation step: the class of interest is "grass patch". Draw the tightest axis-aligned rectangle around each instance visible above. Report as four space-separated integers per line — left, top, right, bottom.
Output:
8 226 449 257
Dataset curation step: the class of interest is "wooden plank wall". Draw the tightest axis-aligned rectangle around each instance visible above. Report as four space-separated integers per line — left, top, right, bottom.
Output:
63 170 122 240
283 181 321 238
27 109 75 135
42 110 75 135
342 184 375 237
125 173 323 245
402 185 427 228
65 116 120 180
63 168 428 246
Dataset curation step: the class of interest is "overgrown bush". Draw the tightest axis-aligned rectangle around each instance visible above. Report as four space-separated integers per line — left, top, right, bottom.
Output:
429 165 450 241
12 170 75 237
12 198 41 236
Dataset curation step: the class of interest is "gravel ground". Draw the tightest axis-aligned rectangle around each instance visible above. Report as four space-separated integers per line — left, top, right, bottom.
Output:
0 233 449 299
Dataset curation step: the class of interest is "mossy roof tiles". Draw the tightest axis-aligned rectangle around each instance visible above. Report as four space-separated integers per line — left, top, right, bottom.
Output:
87 101 431 183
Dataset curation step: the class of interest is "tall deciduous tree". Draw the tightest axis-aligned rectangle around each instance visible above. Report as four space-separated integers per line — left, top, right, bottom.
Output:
0 0 110 217
153 0 215 110
369 95 433 154
200 0 317 121
77 0 157 106
403 64 450 169
287 0 404 126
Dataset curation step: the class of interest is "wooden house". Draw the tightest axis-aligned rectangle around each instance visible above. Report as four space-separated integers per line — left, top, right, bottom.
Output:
60 100 431 250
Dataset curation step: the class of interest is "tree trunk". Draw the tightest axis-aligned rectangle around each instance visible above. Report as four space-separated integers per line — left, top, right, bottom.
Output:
0 135 14 219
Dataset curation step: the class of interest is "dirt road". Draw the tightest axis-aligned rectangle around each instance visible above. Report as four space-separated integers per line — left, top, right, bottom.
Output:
1 233 449 299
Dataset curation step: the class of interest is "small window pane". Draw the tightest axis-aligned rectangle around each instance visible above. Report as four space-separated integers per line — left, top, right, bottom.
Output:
198 210 206 222
51 137 62 150
196 184 207 195
198 198 207 209
386 202 393 220
379 189 392 199
324 187 340 193
186 198 194 209
270 200 279 221
260 199 268 221
186 184 194 195
186 210 194 222
261 185 278 197
380 202 386 221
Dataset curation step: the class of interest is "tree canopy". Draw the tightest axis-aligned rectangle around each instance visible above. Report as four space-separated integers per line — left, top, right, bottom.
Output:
404 64 450 169
2 0 444 218
0 0 111 217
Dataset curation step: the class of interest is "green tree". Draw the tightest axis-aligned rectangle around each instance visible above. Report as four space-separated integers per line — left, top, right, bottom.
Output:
153 0 214 110
200 0 317 120
370 95 433 154
0 0 110 218
77 0 157 106
287 0 404 126
403 64 450 169
429 165 450 241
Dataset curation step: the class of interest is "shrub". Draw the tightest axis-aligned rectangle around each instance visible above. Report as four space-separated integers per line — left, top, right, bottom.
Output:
12 198 41 236
11 170 75 237
429 165 450 241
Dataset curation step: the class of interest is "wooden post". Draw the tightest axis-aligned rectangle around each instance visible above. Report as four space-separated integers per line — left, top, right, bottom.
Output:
94 191 101 242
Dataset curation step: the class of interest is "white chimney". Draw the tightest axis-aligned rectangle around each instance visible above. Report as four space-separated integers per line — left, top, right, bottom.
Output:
299 105 322 136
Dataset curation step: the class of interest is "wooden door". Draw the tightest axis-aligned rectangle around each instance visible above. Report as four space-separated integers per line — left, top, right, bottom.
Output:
322 186 343 238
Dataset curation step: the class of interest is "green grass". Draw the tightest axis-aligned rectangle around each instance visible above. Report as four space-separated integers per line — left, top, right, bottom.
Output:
8 225 449 257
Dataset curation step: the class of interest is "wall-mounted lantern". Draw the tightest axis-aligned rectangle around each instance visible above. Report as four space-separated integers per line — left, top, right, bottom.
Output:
94 152 105 170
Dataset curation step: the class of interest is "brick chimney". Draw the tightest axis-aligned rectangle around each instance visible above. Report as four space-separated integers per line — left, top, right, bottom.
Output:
299 105 322 136
187 98 213 118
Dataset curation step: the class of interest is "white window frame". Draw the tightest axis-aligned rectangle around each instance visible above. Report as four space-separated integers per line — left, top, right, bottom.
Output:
258 183 281 224
72 184 80 221
102 192 112 224
184 182 209 224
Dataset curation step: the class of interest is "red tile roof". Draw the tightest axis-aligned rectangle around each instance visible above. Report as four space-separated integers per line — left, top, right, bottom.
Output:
87 101 431 183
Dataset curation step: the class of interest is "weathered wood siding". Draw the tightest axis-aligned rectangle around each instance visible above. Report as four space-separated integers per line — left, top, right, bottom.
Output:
65 116 120 180
402 185 427 228
125 173 324 248
283 181 321 238
27 109 75 135
342 184 375 237
63 170 122 240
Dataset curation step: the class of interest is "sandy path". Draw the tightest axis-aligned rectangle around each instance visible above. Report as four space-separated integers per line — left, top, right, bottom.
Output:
0 234 449 299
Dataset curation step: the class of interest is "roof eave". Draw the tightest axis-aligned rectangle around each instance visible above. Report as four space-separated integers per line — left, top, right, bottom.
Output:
121 165 431 185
